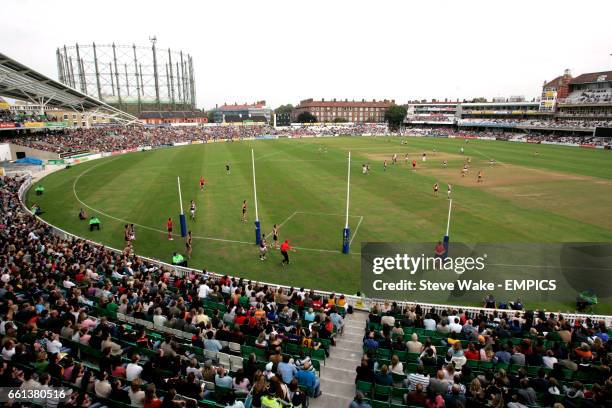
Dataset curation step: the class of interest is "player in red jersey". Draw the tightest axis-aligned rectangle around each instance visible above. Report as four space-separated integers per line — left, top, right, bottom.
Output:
412 159 417 171
167 217 173 240
199 176 205 191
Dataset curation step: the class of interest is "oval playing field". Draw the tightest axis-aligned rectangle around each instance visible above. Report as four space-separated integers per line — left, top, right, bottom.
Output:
28 136 612 312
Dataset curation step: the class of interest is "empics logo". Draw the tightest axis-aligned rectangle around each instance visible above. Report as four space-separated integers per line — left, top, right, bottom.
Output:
372 253 486 275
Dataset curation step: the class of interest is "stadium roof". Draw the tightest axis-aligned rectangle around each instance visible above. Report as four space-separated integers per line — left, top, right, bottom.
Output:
543 75 563 89
0 52 139 124
570 71 612 85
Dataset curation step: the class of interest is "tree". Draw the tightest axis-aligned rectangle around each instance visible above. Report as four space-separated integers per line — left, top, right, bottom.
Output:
384 105 407 129
297 111 317 123
332 117 348 123
275 104 294 116
206 110 216 123
471 97 487 103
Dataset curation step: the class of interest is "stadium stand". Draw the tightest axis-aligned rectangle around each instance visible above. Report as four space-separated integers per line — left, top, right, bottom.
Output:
457 119 612 130
0 124 392 156
2 120 610 158
562 90 612 105
352 304 611 408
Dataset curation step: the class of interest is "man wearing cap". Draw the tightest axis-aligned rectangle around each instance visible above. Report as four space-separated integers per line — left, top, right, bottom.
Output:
263 361 275 380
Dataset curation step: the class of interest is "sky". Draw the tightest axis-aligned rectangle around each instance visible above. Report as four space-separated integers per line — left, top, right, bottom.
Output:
2 0 611 110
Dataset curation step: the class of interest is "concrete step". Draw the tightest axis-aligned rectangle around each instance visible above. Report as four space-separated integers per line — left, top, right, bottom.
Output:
344 320 367 329
325 354 361 371
316 311 366 406
335 338 364 348
329 346 363 361
342 327 365 336
320 365 358 384
309 391 354 408
316 377 356 398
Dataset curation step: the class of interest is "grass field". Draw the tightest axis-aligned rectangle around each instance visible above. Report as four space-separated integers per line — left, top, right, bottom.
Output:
27 136 612 313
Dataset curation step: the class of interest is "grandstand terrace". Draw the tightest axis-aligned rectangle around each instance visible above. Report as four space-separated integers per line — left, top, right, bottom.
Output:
211 102 273 125
556 71 612 121
404 102 459 125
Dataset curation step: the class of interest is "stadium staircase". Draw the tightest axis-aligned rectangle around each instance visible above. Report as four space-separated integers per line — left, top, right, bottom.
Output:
310 310 367 408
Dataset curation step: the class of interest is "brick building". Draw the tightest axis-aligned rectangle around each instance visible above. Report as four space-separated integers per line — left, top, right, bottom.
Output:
292 98 394 123
538 70 612 119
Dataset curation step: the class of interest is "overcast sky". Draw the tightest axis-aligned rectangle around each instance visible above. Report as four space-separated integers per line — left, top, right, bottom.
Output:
2 0 611 110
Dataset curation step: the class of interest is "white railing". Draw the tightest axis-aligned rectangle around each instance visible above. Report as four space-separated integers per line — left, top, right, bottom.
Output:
14 142 612 326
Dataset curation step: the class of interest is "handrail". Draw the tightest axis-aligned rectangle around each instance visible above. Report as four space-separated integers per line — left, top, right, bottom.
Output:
15 138 612 325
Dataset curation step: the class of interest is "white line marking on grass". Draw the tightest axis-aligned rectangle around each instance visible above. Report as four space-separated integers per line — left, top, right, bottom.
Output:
349 216 364 246
264 211 298 239
295 210 363 218
293 246 342 254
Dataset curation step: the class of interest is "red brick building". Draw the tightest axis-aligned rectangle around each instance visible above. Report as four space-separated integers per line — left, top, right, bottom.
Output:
293 98 395 123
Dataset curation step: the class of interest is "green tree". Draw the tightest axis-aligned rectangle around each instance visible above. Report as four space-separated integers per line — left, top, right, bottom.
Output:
206 110 216 123
384 105 407 129
297 111 317 123
275 104 294 116
471 97 487 103
332 117 348 123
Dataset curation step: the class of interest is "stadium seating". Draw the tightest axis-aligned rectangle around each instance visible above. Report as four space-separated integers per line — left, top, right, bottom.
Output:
351 304 611 408
562 90 612 105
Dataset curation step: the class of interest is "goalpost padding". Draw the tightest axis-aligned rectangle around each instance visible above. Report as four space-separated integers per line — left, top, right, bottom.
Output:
179 214 188 238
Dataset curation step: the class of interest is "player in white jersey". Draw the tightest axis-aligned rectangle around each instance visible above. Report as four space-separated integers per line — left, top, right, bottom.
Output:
189 200 196 221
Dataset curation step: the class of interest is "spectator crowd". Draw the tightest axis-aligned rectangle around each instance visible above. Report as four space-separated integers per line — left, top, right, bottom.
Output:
353 303 611 408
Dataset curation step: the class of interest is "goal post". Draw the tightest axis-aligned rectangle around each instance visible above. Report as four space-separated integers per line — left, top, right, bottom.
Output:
443 198 452 257
252 149 262 245
177 176 187 237
342 151 351 254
